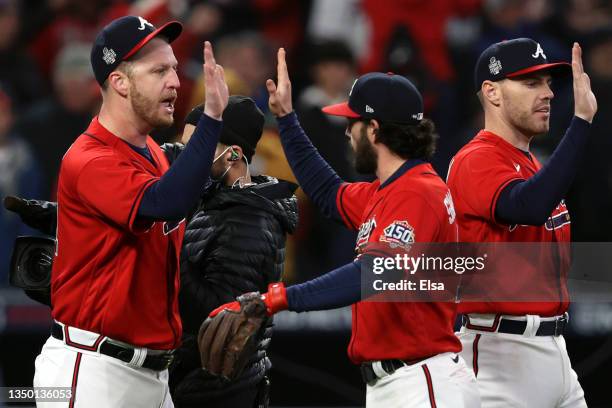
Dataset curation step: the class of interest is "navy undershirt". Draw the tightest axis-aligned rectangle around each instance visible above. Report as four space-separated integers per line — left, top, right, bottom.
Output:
126 143 155 164
136 114 222 221
495 116 590 225
287 260 363 312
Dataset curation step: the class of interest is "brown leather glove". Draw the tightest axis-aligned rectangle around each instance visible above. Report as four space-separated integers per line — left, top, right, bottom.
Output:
197 292 268 381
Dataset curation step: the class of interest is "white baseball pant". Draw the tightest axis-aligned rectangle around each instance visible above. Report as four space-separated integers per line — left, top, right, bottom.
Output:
459 314 587 408
33 335 173 408
366 352 481 407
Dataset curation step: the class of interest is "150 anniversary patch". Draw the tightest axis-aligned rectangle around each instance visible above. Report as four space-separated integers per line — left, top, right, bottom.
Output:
380 220 414 250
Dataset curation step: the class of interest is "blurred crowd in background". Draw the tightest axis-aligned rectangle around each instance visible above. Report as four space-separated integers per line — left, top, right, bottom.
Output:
1 0 612 286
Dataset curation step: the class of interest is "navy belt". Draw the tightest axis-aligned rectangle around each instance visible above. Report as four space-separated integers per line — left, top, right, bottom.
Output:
463 314 567 337
51 322 174 371
360 357 428 385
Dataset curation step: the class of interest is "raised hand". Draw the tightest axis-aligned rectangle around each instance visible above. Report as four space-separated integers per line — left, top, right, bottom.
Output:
572 42 597 123
203 41 229 120
266 48 293 117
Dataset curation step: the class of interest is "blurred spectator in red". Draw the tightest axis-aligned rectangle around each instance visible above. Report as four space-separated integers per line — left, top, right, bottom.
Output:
360 0 482 81
0 87 43 285
28 0 112 80
252 0 307 51
17 43 99 200
0 0 47 112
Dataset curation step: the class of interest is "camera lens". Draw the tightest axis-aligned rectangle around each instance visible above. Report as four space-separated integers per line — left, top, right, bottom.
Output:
24 248 52 286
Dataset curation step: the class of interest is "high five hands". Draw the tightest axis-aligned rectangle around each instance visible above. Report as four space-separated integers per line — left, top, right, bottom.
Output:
266 48 293 118
572 42 597 123
203 41 229 120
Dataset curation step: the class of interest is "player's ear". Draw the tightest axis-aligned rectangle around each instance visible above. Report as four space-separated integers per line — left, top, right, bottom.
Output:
108 70 130 98
367 119 379 144
228 146 243 162
481 81 501 107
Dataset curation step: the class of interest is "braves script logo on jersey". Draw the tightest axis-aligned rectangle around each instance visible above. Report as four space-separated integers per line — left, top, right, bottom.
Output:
545 200 570 231
380 220 414 250
356 218 377 252
509 201 570 232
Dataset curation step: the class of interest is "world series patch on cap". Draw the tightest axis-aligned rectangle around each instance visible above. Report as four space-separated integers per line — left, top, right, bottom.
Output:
322 72 424 125
474 38 571 92
91 16 182 86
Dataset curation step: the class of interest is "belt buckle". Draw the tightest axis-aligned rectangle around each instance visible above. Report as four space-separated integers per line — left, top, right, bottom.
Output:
161 352 175 370
554 314 567 337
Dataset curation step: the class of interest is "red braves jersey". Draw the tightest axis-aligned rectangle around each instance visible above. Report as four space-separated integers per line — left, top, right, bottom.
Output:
336 161 461 364
52 117 184 350
447 130 570 316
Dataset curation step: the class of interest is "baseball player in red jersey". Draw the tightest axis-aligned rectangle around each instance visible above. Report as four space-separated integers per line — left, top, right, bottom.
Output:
447 39 597 407
209 49 480 407
32 16 229 407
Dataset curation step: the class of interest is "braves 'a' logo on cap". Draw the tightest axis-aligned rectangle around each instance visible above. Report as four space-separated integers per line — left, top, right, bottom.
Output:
532 43 546 59
138 16 154 31
102 47 117 65
489 57 502 75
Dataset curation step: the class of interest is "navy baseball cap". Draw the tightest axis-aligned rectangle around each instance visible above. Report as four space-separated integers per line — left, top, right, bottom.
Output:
474 38 571 92
91 16 182 86
322 72 424 124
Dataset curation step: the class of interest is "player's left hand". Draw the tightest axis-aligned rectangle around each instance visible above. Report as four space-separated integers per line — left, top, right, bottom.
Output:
266 48 293 118
203 41 229 120
572 42 597 123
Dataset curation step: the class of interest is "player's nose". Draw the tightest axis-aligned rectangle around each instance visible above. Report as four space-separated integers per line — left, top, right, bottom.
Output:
167 69 180 90
542 83 554 100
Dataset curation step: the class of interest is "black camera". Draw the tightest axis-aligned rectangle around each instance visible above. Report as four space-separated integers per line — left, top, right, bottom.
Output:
9 236 55 306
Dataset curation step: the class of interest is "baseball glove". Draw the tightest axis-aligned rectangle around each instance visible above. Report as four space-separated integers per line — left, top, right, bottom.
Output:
197 292 268 381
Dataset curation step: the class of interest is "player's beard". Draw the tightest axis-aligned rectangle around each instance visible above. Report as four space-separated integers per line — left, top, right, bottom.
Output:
354 127 377 174
130 83 174 129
